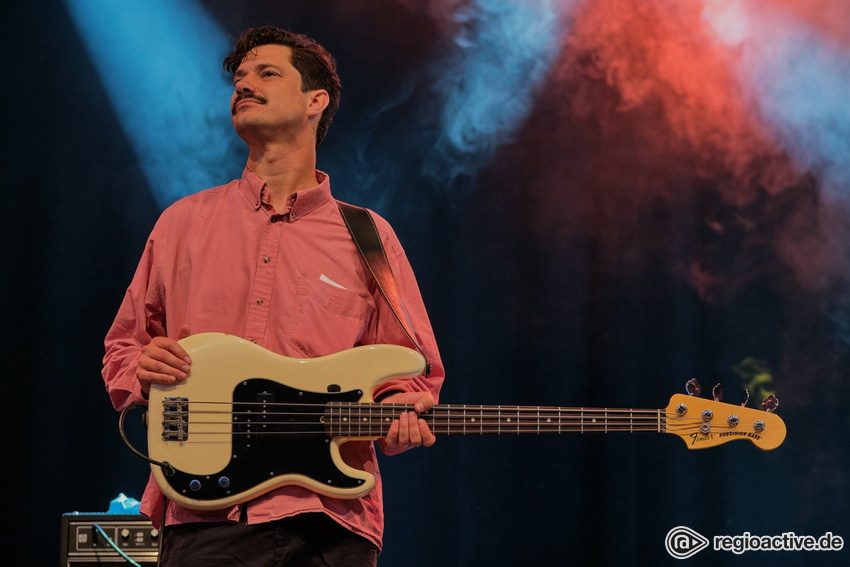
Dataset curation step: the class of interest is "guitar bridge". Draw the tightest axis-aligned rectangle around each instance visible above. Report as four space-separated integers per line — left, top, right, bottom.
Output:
162 397 189 441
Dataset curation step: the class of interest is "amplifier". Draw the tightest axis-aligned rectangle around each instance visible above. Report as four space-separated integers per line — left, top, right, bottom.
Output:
60 513 159 566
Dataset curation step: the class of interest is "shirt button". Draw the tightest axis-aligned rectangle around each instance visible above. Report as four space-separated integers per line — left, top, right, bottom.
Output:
256 299 264 305
263 256 271 263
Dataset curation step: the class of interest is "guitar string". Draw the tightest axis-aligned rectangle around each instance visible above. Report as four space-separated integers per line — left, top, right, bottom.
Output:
159 412 741 436
159 425 721 437
161 405 707 421
160 404 668 421
163 402 668 416
159 401 764 438
159 426 746 440
158 407 726 421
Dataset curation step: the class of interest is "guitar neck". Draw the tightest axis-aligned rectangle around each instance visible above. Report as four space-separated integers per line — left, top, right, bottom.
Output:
326 403 666 437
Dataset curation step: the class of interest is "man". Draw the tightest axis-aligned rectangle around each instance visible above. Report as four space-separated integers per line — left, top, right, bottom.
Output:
102 26 444 566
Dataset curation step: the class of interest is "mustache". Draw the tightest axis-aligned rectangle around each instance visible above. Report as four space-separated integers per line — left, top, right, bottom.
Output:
231 93 268 114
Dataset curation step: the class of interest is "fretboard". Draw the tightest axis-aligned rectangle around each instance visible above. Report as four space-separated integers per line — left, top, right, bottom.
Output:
324 403 666 437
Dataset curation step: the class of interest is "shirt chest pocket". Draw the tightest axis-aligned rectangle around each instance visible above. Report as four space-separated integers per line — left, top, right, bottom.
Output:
283 273 375 357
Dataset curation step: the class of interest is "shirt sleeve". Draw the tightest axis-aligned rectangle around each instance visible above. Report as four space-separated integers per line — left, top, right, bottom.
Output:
102 235 167 411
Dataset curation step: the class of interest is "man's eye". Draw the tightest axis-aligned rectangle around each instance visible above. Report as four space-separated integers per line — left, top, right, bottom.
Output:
262 71 278 77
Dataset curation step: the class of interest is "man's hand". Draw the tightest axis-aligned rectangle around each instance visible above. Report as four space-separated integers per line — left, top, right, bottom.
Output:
380 391 436 452
137 326 192 394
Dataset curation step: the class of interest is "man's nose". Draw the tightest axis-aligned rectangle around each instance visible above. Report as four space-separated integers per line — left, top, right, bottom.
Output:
234 76 256 94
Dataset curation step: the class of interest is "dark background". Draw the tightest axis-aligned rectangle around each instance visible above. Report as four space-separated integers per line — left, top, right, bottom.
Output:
5 0 848 565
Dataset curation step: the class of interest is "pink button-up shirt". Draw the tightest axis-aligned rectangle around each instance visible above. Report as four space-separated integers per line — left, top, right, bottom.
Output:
102 169 443 549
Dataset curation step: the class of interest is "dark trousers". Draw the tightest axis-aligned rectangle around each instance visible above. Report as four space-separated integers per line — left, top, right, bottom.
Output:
160 512 379 567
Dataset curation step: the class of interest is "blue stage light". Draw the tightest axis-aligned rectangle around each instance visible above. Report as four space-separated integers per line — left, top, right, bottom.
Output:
703 0 850 199
64 0 242 209
424 0 570 186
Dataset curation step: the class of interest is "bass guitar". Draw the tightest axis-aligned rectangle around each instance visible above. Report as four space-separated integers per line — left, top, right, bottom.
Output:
144 333 786 510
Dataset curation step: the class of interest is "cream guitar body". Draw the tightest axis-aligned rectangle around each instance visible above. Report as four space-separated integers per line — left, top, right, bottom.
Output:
148 333 427 510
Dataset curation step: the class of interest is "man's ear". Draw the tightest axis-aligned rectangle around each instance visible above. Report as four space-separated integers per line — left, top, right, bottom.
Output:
306 89 330 118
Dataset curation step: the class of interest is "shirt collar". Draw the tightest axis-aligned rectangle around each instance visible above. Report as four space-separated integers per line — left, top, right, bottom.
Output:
289 170 332 220
242 167 266 210
240 167 333 219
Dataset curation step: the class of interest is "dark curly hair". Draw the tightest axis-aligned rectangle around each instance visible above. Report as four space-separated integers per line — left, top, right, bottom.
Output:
223 26 341 147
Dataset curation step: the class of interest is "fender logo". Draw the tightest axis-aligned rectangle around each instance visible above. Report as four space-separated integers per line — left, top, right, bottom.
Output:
689 430 763 445
689 432 715 445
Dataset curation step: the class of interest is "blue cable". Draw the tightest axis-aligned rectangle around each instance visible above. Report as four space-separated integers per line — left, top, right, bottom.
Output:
92 523 142 567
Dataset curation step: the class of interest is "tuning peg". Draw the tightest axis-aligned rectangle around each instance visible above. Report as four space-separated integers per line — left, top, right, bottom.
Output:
712 383 723 402
740 389 750 407
761 394 779 413
686 378 701 397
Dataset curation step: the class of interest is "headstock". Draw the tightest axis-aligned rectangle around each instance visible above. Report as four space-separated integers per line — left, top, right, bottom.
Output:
665 380 786 450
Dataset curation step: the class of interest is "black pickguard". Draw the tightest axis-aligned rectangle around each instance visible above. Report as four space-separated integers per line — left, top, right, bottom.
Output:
161 379 365 503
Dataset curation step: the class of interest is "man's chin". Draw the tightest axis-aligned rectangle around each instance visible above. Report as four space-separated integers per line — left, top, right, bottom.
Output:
232 118 275 142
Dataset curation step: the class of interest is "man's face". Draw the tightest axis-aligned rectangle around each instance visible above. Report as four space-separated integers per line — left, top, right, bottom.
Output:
230 44 317 142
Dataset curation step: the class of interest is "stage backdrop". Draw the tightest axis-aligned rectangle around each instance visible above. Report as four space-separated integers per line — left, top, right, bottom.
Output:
5 1 849 565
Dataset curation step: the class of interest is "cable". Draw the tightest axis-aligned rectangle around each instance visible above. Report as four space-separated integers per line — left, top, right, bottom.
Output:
92 523 142 567
119 402 175 476
158 494 167 567
119 403 172 565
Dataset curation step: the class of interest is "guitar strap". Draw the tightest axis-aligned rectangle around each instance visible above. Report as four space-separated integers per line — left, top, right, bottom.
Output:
337 201 431 376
